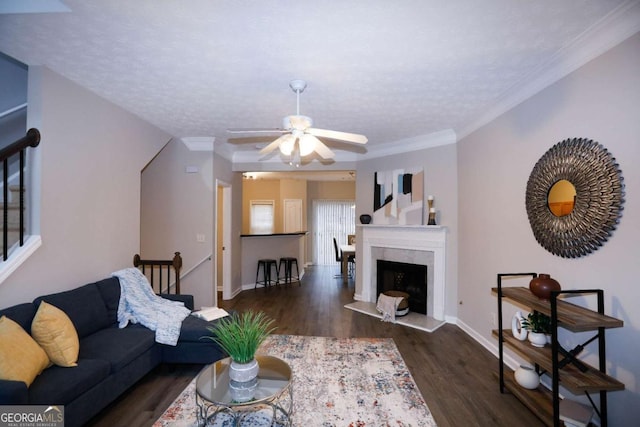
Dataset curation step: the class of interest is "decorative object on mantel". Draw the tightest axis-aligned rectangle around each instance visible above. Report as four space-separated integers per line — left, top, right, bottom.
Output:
514 365 540 389
521 310 551 347
204 310 276 402
526 137 625 258
427 195 436 225
359 214 372 224
529 273 561 300
373 168 424 225
511 311 528 341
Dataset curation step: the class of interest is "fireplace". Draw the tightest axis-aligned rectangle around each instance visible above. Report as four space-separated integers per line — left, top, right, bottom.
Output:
377 260 427 314
354 224 447 322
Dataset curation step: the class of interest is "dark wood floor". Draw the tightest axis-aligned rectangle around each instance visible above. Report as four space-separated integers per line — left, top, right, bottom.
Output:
87 265 543 426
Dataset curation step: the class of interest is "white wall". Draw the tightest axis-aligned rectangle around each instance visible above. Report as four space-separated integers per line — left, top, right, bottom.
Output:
457 32 640 425
140 143 244 308
0 67 169 307
140 139 214 307
355 143 459 321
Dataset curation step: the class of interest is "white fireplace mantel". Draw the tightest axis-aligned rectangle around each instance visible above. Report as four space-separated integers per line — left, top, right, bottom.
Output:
355 224 447 321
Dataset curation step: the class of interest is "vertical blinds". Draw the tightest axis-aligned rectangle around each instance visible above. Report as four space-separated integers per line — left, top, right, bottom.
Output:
313 200 355 265
250 200 274 234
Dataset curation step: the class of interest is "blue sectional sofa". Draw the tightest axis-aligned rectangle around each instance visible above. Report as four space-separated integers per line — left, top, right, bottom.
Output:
0 276 226 427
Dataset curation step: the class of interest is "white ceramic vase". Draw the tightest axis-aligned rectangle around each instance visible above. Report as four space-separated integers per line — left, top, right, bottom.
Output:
514 365 540 389
528 331 547 347
229 359 259 382
229 377 258 402
511 311 528 341
228 359 259 402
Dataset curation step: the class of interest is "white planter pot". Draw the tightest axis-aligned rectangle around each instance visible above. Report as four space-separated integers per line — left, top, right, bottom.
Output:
514 365 540 389
229 359 259 383
229 377 258 402
228 359 259 402
528 332 547 348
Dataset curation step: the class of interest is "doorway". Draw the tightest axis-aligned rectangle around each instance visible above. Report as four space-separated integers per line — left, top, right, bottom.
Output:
312 200 355 265
283 199 303 232
216 180 232 301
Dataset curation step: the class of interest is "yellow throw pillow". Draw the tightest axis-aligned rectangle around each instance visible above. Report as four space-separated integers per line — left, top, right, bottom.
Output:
31 302 80 367
0 315 50 386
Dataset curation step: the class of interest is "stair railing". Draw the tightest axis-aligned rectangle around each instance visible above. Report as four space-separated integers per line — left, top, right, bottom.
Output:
0 128 41 261
133 251 183 294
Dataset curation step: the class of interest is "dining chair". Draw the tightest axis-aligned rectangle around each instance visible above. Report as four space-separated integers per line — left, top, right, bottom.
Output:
333 237 354 278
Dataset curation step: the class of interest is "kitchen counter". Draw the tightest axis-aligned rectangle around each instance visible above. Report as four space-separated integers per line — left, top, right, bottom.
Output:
240 232 307 287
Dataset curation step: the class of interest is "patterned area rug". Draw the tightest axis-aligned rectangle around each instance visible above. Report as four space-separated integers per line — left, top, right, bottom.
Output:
153 335 437 426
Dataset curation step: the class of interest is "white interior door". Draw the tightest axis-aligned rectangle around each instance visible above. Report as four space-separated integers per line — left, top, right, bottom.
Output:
284 199 303 232
216 180 232 301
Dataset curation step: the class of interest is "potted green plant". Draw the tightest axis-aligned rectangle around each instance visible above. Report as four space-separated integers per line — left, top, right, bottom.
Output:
204 310 276 401
521 310 551 347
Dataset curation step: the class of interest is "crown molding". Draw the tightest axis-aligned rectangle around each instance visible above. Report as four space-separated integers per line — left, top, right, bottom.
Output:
213 141 234 161
359 129 457 160
181 136 215 152
457 0 640 139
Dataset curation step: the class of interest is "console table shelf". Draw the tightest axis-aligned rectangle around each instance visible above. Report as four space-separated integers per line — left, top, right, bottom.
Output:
493 369 558 427
492 330 624 394
494 274 624 427
492 287 623 332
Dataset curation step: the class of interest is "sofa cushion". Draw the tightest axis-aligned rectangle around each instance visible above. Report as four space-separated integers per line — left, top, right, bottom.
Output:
34 283 111 339
79 326 155 373
0 316 50 386
0 303 36 333
179 315 219 342
31 302 80 367
94 277 121 324
28 358 110 405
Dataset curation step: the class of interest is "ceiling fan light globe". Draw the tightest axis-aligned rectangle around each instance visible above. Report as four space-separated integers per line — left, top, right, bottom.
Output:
279 135 295 155
299 135 317 156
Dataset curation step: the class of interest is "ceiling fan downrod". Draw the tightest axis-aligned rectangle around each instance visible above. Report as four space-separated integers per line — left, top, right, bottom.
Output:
289 79 307 116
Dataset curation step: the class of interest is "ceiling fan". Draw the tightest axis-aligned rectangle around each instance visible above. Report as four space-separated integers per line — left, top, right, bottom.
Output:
227 80 367 162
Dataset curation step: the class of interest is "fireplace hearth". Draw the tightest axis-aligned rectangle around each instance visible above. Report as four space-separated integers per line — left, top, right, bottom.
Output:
377 260 427 314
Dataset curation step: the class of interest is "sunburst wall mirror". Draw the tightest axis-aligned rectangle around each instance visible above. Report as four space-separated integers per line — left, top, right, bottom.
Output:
525 137 625 258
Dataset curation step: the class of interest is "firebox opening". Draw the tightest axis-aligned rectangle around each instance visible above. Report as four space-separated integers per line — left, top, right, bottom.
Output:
376 260 428 315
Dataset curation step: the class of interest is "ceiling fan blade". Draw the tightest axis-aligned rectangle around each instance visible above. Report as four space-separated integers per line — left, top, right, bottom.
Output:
227 128 286 134
312 138 335 159
307 128 367 144
259 134 290 155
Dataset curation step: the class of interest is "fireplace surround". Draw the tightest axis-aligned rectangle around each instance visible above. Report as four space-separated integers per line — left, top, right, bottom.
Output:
350 225 447 330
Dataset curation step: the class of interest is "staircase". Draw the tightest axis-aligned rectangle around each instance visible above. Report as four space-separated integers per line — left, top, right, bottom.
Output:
0 128 41 261
1 185 25 256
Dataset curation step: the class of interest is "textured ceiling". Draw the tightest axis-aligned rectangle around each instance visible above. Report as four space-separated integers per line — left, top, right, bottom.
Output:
1 0 638 165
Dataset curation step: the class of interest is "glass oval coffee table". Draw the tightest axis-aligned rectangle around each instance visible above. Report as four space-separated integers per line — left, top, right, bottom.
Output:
195 355 293 426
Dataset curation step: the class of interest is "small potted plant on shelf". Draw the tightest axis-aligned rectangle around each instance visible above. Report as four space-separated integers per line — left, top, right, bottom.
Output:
521 310 551 347
204 310 276 402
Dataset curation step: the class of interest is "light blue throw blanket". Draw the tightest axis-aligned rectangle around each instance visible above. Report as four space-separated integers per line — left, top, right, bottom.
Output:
112 267 190 346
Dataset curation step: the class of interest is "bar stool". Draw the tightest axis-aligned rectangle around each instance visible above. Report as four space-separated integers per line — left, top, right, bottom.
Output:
278 257 300 286
255 259 279 289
